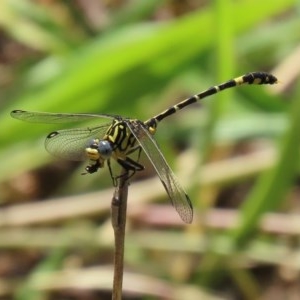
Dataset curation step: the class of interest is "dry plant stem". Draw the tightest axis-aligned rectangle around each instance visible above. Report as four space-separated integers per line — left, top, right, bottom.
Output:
111 168 129 300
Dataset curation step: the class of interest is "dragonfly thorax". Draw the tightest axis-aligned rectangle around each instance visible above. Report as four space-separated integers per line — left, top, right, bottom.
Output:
104 119 138 157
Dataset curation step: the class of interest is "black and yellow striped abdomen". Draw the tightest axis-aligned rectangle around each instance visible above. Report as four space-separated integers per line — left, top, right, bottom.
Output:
145 72 278 129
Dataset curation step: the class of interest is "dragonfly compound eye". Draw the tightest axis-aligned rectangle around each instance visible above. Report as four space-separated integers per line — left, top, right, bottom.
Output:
98 140 113 159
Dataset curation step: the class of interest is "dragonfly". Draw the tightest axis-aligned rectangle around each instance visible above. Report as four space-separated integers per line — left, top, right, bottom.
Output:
11 72 278 223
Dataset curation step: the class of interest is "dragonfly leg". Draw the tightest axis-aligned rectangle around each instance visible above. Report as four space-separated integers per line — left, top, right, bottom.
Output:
83 160 102 175
117 156 144 172
125 145 143 167
112 156 144 186
107 159 118 187
126 145 141 157
136 146 142 163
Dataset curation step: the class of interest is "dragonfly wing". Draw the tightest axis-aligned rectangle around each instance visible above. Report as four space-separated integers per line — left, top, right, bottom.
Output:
126 120 193 223
11 110 117 124
45 124 111 161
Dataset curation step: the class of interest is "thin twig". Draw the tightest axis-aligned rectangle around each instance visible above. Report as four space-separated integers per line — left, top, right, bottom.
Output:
111 168 129 300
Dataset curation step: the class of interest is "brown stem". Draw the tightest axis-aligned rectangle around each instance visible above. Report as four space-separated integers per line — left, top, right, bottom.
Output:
111 168 129 300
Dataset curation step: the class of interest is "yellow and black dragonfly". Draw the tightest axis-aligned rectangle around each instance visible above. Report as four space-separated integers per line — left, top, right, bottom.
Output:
11 72 277 223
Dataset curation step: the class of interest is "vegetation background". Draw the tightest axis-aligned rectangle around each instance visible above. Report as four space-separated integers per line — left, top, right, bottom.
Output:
0 0 300 299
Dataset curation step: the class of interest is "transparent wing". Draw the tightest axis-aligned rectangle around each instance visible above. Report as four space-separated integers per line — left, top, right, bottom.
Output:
11 110 117 124
45 124 111 161
126 120 193 223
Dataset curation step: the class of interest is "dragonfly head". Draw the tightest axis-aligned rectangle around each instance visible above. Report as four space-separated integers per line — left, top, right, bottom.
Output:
86 139 113 160
83 139 114 175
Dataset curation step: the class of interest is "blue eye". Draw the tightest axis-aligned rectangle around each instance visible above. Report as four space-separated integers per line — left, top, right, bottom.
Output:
98 140 113 159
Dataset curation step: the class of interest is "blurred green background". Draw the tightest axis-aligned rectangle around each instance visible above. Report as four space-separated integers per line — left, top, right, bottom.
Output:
0 0 300 299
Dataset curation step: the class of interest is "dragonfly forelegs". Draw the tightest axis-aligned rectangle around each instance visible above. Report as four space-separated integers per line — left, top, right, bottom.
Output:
82 159 102 175
111 156 144 186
